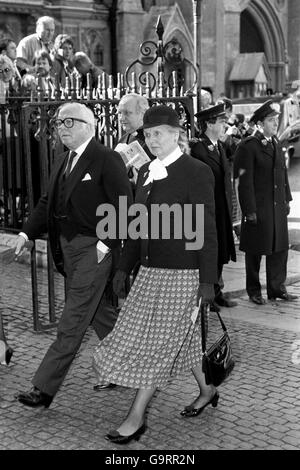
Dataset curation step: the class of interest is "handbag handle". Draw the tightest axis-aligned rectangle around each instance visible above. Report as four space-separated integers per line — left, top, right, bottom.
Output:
200 301 228 354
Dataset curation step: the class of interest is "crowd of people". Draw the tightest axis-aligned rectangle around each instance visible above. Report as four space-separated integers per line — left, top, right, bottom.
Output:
0 13 297 446
0 15 105 97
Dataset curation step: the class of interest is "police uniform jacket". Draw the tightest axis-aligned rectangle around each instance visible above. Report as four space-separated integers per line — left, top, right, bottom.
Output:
190 134 236 264
234 131 292 255
118 153 218 284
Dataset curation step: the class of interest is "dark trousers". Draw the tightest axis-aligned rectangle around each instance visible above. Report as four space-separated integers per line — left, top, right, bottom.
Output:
32 235 119 396
245 250 288 298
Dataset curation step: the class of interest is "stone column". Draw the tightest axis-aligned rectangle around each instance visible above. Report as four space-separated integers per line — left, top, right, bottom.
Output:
116 0 145 75
287 0 300 81
215 0 241 98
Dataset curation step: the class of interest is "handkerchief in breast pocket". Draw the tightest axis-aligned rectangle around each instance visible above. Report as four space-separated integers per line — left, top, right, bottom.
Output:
82 173 92 181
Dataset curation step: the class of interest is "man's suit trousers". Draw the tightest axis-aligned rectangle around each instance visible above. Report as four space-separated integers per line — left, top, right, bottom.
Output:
32 235 119 396
245 250 288 298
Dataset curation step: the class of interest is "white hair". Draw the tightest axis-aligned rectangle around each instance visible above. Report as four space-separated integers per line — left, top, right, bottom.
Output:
57 102 95 127
119 93 149 114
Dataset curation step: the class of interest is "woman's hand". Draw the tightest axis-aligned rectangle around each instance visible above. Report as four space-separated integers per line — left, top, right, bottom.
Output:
113 270 128 298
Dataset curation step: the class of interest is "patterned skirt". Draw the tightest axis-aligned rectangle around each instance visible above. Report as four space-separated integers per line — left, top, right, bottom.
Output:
92 266 202 389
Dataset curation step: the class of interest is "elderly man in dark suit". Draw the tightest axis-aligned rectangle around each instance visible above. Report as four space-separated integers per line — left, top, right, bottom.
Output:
190 103 237 313
117 93 153 156
234 100 297 304
14 102 133 407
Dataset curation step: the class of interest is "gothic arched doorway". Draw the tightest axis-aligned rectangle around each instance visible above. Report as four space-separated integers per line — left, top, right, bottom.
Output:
240 0 286 93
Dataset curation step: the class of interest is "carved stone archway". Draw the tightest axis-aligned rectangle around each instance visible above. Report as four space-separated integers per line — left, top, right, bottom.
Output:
240 0 286 92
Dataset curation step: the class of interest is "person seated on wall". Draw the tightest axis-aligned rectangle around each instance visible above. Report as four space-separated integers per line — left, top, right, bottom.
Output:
73 51 106 90
51 34 75 88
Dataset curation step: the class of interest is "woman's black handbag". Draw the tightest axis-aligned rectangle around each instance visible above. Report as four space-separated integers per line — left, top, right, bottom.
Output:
200 302 235 386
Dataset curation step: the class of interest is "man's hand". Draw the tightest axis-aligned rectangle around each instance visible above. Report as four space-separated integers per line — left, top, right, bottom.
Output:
245 213 257 225
14 235 27 257
286 203 290 215
113 270 128 298
197 283 215 305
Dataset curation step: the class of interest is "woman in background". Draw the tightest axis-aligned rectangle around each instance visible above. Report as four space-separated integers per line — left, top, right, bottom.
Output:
51 34 74 88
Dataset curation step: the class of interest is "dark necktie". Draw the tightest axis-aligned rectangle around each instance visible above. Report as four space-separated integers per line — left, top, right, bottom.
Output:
65 151 77 178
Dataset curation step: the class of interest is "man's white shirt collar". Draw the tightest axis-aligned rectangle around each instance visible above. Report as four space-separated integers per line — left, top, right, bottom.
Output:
68 136 93 172
73 136 93 157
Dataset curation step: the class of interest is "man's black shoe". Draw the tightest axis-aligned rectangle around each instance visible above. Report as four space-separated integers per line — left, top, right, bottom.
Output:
93 383 116 391
215 297 238 308
249 295 266 305
268 293 298 302
17 387 53 408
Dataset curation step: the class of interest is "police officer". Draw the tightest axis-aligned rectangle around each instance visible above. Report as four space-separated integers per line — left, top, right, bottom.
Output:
190 103 237 312
234 99 297 304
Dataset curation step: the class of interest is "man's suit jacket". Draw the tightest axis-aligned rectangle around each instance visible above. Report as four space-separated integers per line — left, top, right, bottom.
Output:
23 137 133 275
190 133 236 265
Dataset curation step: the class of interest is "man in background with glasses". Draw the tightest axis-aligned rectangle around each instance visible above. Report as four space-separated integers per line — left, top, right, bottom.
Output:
13 102 133 408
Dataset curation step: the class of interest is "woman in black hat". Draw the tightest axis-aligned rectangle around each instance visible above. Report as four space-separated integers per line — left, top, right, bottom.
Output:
93 105 219 444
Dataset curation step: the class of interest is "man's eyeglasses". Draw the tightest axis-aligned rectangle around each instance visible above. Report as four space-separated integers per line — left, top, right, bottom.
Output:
53 117 88 129
0 68 11 74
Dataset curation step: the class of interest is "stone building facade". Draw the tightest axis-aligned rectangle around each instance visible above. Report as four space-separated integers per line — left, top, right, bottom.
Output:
0 0 299 99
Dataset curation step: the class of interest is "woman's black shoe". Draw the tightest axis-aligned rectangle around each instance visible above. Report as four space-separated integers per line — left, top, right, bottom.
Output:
180 392 219 417
105 423 147 444
5 346 13 365
0 341 13 366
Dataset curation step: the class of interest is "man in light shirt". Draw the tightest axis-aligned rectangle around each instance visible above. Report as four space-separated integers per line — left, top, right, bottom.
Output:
14 102 133 408
16 16 55 75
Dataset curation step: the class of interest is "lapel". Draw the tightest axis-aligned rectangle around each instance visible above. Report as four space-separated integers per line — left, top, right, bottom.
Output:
64 138 97 203
48 150 68 203
201 134 222 168
136 165 153 205
272 136 282 168
254 130 274 159
218 142 230 173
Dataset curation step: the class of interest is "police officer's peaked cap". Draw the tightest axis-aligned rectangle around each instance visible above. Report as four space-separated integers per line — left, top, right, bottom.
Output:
142 105 181 129
250 100 281 124
195 103 226 121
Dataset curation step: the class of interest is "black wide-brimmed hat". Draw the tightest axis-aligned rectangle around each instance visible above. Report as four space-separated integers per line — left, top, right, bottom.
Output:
250 100 281 124
142 105 181 129
195 103 226 121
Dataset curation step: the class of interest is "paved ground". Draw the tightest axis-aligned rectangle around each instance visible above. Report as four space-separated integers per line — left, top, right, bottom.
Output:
0 244 300 451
